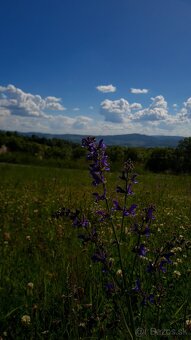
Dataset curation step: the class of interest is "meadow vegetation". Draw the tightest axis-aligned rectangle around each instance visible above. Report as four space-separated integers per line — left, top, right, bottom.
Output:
0 135 191 339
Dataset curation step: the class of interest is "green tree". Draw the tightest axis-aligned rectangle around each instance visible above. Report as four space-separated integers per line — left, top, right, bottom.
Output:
176 137 191 172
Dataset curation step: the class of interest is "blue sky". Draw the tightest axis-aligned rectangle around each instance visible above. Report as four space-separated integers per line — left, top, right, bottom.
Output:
0 0 191 136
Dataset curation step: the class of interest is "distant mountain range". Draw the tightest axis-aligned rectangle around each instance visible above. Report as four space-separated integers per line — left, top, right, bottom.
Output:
20 132 184 148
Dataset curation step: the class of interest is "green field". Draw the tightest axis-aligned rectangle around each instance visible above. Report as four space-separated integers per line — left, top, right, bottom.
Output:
0 163 191 339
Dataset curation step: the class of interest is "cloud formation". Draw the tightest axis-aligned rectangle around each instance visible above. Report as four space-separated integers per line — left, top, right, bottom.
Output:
100 98 131 123
99 95 191 135
0 84 66 118
134 96 169 122
0 84 191 136
182 97 191 118
130 88 149 94
96 84 116 93
72 116 92 129
100 96 170 123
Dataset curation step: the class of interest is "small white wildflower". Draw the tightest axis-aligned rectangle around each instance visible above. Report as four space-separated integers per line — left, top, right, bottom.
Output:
21 315 31 325
124 227 130 235
173 270 181 277
140 256 149 261
116 269 123 277
172 247 182 253
176 258 182 264
27 282 34 290
186 319 191 331
79 322 86 328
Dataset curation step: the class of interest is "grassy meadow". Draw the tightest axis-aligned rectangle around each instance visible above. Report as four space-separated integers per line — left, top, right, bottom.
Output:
0 163 191 339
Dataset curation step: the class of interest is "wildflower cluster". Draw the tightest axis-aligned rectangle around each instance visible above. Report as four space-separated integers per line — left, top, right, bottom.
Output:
52 136 190 339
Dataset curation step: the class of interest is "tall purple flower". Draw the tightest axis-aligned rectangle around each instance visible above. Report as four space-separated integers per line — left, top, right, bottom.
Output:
82 137 110 187
144 205 155 223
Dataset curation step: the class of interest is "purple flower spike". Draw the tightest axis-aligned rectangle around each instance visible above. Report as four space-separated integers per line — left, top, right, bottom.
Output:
129 204 137 213
81 215 89 228
164 252 174 264
123 209 130 217
143 226 150 237
98 139 106 150
112 200 122 211
82 137 110 188
145 205 155 223
138 244 147 257
96 210 109 222
159 260 167 273
133 279 141 292
148 294 155 304
127 183 133 195
72 214 89 228
92 189 106 202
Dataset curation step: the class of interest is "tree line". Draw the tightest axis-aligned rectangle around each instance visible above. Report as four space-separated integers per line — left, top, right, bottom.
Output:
0 131 191 173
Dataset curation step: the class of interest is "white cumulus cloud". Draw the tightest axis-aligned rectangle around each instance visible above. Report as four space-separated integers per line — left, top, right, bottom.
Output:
182 97 191 118
130 103 142 110
130 88 149 94
100 98 143 123
134 96 169 122
100 98 131 123
96 84 116 93
0 84 66 118
72 116 92 129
